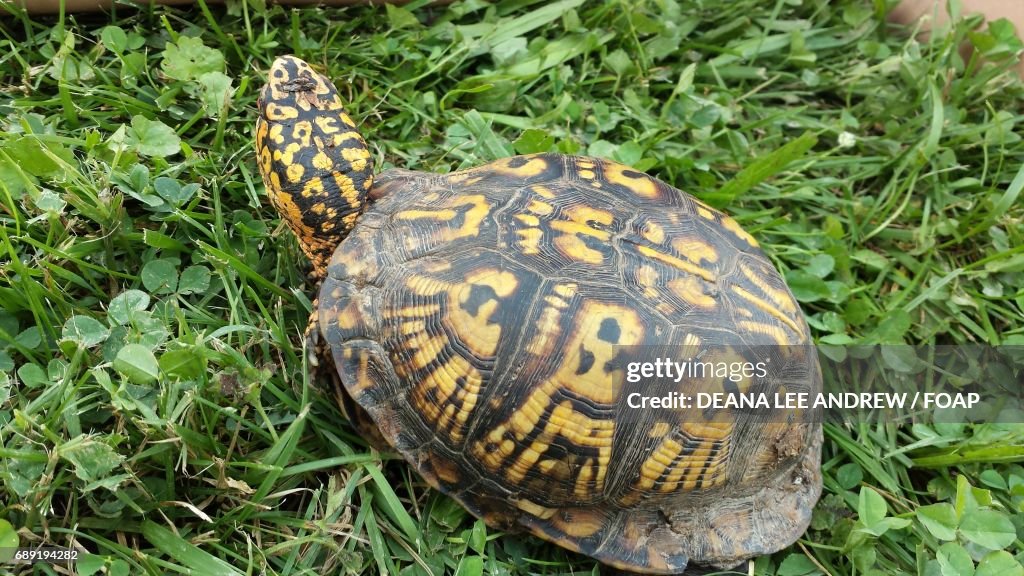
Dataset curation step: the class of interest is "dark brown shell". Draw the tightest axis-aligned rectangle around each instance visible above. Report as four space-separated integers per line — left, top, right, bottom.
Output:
318 153 822 574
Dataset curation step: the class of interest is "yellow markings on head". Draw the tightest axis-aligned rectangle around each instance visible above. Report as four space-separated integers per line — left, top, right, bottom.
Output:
731 286 801 334
604 161 659 199
286 163 305 184
327 172 357 206
263 102 299 121
638 245 716 282
257 57 377 280
274 141 303 167
255 119 269 150
720 215 759 247
265 59 340 108
325 94 345 111
266 175 323 263
669 276 716 309
313 116 339 134
290 120 313 147
301 176 324 198
259 148 273 178
312 152 334 171
331 131 362 148
268 127 285 147
268 171 282 193
341 146 370 173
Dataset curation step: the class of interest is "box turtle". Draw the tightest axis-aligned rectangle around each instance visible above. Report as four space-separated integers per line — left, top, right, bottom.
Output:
256 56 823 574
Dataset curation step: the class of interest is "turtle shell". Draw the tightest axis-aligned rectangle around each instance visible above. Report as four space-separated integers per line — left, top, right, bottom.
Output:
318 153 822 574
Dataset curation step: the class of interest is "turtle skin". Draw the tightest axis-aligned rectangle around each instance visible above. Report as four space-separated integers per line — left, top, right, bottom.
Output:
315 154 823 574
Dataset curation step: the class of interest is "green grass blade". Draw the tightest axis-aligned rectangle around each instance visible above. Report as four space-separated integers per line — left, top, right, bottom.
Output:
141 521 243 576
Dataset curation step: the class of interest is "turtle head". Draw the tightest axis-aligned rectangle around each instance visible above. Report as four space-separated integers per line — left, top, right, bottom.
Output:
256 55 374 278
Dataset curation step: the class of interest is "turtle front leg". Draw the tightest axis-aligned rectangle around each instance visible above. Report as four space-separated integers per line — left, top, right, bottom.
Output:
304 303 322 370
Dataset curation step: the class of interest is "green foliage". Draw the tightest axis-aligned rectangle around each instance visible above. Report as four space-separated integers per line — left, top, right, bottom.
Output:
0 0 1022 574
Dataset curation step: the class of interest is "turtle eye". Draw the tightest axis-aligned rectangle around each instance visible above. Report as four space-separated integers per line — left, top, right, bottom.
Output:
282 74 317 94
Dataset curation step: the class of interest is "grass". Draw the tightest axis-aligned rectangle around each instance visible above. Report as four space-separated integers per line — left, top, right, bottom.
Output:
1 0 1023 574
